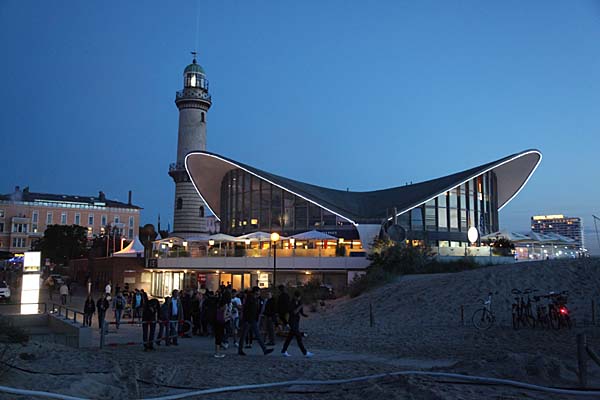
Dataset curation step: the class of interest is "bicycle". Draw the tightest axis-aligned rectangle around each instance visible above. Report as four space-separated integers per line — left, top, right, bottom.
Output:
472 292 496 330
511 288 536 330
546 291 571 330
533 294 550 329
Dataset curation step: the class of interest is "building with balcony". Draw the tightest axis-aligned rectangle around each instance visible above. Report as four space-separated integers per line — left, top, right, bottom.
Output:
531 214 584 249
0 186 142 255
146 149 541 296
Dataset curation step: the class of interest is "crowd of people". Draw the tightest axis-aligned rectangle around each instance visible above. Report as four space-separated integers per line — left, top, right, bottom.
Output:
81 282 313 358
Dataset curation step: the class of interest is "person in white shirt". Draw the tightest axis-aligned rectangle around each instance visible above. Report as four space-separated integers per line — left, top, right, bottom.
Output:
59 283 69 305
105 281 112 296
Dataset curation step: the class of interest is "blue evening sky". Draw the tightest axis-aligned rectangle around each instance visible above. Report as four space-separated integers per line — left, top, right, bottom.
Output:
1 1 599 253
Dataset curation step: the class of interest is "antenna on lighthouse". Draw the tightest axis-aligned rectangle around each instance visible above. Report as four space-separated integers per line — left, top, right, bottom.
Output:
191 51 197 63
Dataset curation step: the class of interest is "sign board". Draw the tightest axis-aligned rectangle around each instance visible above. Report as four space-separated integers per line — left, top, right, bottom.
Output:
21 251 41 314
23 251 41 273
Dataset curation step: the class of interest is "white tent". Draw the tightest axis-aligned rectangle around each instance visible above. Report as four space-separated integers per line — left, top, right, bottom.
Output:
481 230 531 242
113 236 145 258
290 230 338 241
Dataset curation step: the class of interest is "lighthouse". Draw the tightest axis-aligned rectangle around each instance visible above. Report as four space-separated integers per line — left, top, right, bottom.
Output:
169 53 212 237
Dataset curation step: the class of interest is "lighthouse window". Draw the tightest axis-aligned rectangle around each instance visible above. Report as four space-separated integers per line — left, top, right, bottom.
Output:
201 112 205 122
199 206 204 217
177 197 183 210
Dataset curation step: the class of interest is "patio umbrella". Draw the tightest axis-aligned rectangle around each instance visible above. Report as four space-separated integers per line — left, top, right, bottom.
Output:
208 233 241 242
290 230 338 241
238 231 283 242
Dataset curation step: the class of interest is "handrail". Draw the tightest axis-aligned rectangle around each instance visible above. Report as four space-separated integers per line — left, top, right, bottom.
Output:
50 303 86 324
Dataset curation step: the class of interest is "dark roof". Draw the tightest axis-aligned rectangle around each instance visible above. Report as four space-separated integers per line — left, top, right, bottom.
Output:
185 149 541 225
0 190 142 210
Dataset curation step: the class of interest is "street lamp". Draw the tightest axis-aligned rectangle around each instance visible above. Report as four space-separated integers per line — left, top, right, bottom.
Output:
271 232 280 287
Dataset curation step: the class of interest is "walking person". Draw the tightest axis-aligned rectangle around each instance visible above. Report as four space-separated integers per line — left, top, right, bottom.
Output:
105 281 112 297
277 285 290 329
59 283 69 305
263 291 277 345
132 289 143 323
168 290 183 346
83 294 95 327
142 295 159 351
281 291 313 357
238 287 274 356
230 290 242 346
157 296 170 346
96 293 110 332
214 295 229 358
112 291 126 329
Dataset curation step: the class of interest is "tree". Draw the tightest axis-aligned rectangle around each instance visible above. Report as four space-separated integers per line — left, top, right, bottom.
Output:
33 225 88 264
139 224 158 259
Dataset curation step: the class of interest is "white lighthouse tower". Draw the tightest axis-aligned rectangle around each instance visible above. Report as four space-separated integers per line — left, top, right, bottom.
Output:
169 53 212 237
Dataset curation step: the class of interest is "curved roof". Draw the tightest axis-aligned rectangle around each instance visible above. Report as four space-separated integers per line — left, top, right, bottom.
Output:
185 149 542 226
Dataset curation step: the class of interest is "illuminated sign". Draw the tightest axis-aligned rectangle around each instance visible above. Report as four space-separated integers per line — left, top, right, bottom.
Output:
21 251 41 315
23 251 41 273
532 215 564 220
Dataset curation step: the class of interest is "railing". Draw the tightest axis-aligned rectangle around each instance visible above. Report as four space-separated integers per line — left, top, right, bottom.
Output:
175 89 211 102
50 303 86 325
159 247 366 259
169 162 186 172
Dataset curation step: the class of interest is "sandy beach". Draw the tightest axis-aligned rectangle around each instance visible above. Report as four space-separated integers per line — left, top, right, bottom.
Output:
1 258 600 399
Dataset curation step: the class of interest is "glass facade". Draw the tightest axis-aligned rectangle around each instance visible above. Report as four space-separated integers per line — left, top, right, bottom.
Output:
219 169 499 245
219 169 355 236
396 171 499 246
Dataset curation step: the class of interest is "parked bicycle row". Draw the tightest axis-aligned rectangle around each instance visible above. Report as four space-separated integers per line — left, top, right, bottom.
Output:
471 288 572 330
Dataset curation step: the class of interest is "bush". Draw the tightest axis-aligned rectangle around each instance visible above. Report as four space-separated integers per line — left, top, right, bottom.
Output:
348 240 482 297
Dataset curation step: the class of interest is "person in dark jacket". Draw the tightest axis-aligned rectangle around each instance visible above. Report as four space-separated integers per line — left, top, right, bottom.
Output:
238 287 273 356
191 291 201 335
142 295 159 351
168 290 184 345
157 297 170 345
83 294 95 327
277 285 290 328
281 291 313 357
181 290 192 338
96 293 110 331
205 291 218 336
263 291 277 345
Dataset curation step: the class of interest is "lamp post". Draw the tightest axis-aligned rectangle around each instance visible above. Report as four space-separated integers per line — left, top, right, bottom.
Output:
271 232 280 287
